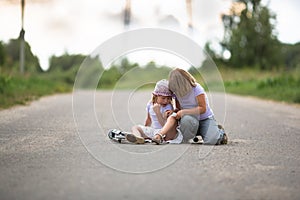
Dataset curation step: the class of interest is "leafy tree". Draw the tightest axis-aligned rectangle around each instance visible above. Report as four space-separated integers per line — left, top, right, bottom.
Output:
120 57 138 74
281 42 300 70
74 55 104 88
48 53 86 72
219 0 281 69
0 41 6 67
98 65 122 88
98 57 137 88
48 53 104 87
4 38 41 73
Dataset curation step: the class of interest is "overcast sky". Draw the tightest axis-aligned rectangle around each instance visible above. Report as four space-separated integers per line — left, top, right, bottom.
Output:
0 0 299 70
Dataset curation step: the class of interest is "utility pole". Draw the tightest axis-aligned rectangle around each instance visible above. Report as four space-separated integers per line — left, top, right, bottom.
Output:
186 0 193 32
19 0 25 74
124 0 131 29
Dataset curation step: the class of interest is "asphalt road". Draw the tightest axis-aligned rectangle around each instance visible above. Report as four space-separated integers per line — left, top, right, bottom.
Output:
0 91 299 200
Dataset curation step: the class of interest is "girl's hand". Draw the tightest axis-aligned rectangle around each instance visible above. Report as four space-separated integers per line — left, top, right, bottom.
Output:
153 103 160 114
176 110 183 120
164 110 173 118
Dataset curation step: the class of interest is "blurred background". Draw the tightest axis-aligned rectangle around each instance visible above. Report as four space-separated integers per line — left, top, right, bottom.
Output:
0 0 299 108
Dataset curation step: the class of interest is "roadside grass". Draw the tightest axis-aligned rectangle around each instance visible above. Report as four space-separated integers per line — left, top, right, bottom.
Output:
102 66 300 104
0 73 71 109
0 66 299 109
219 67 300 103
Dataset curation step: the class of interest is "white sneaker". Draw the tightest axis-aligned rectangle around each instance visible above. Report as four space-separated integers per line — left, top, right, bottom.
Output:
189 135 203 144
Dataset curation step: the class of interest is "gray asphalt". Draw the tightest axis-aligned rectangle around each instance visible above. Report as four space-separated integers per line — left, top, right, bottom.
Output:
0 91 300 200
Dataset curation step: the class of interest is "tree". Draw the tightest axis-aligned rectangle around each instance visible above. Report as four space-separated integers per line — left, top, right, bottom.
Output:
120 57 138 74
4 38 41 73
0 41 6 67
282 42 300 70
219 0 281 69
48 53 86 72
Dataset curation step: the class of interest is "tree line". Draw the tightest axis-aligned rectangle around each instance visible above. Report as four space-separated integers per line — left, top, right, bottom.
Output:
0 0 299 76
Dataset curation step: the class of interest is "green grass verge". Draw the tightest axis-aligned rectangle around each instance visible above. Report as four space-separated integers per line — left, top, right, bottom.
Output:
0 67 299 110
0 73 71 109
220 68 300 103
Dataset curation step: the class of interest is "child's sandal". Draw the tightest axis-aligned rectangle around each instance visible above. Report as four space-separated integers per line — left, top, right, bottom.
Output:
152 133 165 145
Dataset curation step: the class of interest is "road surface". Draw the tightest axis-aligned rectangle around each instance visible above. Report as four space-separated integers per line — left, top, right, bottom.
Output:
0 91 299 200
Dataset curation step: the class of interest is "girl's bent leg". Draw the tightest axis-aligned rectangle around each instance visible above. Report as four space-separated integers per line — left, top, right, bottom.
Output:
199 118 221 145
153 116 177 142
179 115 199 142
131 125 146 138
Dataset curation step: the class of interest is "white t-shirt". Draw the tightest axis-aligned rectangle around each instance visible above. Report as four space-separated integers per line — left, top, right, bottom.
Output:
146 102 173 128
176 83 214 120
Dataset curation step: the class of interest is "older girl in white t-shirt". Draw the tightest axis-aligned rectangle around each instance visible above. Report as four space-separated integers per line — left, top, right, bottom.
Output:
152 68 227 145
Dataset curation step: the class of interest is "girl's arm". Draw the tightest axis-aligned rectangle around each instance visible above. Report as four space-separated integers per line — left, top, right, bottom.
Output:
174 99 181 113
153 103 167 127
144 112 152 126
176 94 206 119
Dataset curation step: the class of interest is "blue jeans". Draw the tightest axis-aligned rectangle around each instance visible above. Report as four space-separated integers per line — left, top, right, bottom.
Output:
179 115 222 145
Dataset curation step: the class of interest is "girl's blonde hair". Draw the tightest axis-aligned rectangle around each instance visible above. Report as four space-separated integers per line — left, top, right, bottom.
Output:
151 95 172 104
152 95 158 104
168 68 197 97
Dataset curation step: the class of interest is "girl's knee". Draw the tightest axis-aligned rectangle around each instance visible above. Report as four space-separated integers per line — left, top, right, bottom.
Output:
181 115 198 127
203 129 220 145
180 115 199 141
131 125 139 131
181 115 198 131
132 125 143 134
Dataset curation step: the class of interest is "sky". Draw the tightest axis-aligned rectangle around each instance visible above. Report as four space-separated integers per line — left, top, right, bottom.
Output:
0 0 299 71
